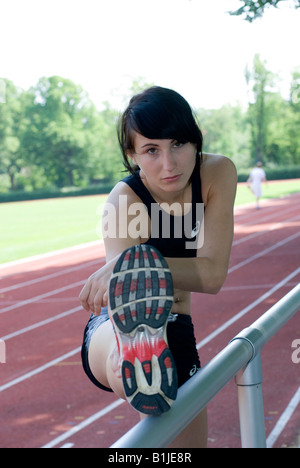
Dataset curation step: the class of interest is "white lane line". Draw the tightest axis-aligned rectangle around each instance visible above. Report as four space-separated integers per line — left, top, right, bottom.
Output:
266 387 300 448
0 258 101 294
0 306 82 341
41 399 124 449
228 231 300 274
0 347 81 393
0 280 85 315
0 240 104 270
232 214 300 247
221 282 297 292
234 202 299 226
196 266 300 350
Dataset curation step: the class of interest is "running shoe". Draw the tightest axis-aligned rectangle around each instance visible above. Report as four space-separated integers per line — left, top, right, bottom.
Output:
108 244 178 415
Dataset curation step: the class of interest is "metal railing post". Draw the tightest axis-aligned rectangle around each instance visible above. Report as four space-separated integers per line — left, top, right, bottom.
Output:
235 353 266 448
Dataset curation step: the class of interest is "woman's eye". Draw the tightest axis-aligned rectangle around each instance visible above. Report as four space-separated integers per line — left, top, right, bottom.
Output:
173 141 185 148
147 147 158 155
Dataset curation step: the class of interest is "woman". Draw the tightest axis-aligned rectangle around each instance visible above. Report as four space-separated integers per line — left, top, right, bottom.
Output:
79 87 237 447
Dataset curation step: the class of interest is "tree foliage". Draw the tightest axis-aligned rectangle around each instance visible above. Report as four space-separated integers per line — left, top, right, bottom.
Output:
244 56 300 164
0 69 300 193
23 76 100 187
229 0 300 22
0 76 124 191
0 80 25 189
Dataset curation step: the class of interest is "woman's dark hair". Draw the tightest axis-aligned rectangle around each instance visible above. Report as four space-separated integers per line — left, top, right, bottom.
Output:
118 86 203 174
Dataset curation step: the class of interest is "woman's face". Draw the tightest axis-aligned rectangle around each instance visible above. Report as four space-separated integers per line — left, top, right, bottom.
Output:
129 132 197 198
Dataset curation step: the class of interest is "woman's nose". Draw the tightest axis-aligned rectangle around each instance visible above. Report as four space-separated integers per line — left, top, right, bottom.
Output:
162 150 176 171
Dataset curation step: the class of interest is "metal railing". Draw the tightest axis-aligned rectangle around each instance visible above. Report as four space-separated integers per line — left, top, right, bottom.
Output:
111 284 300 448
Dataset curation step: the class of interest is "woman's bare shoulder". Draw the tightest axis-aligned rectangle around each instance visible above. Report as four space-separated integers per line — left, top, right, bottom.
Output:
200 153 237 205
106 179 142 206
201 153 236 174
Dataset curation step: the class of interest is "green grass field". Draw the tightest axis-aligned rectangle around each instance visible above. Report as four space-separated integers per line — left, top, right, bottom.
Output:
0 180 299 264
0 195 107 264
235 179 299 206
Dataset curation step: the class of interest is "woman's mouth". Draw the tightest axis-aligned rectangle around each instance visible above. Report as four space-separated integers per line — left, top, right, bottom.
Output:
162 174 181 182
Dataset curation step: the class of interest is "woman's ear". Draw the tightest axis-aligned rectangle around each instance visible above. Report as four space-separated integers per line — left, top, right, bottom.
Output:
127 152 136 165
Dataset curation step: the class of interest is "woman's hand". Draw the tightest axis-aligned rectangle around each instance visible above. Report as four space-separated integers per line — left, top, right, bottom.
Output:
79 256 117 315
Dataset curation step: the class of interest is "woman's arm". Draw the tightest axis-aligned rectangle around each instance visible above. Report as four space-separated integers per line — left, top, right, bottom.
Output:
167 155 237 294
79 182 148 315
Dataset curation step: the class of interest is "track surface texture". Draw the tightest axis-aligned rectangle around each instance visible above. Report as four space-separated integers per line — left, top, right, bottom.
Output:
0 193 299 448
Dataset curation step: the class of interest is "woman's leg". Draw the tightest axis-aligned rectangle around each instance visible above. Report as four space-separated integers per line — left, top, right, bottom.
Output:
88 319 126 399
86 316 208 448
139 408 207 448
167 408 208 448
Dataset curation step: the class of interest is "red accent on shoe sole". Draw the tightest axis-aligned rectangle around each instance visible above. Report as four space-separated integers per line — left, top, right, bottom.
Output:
124 252 131 261
131 310 137 319
164 356 172 369
123 338 167 366
130 279 138 292
142 405 157 410
143 362 151 374
115 282 123 296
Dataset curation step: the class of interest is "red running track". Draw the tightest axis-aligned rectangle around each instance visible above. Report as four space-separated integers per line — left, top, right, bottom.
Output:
0 193 299 449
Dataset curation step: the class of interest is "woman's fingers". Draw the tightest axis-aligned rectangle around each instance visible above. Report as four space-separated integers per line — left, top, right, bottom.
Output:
79 255 117 314
79 279 92 312
79 276 108 315
92 288 106 316
102 290 108 307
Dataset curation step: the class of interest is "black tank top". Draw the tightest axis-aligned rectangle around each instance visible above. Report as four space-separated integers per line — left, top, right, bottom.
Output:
121 157 203 258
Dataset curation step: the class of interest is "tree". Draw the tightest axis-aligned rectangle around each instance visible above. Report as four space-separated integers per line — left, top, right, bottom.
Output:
264 93 291 164
244 58 300 166
85 103 124 184
22 76 97 187
245 55 277 163
287 69 300 163
0 79 28 189
197 104 251 169
229 0 300 22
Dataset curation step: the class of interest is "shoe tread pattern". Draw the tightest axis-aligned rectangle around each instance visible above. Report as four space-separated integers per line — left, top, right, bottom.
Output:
108 245 177 415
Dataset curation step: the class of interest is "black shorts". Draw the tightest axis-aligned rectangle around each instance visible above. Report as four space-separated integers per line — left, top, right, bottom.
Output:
81 308 201 392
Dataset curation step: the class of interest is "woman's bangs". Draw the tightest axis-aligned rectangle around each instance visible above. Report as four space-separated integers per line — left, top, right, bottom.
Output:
132 105 190 142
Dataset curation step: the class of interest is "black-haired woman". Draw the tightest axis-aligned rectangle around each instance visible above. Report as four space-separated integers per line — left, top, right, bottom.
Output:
79 87 237 448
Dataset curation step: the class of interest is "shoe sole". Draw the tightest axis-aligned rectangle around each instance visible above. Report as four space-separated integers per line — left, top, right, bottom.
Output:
109 244 178 415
